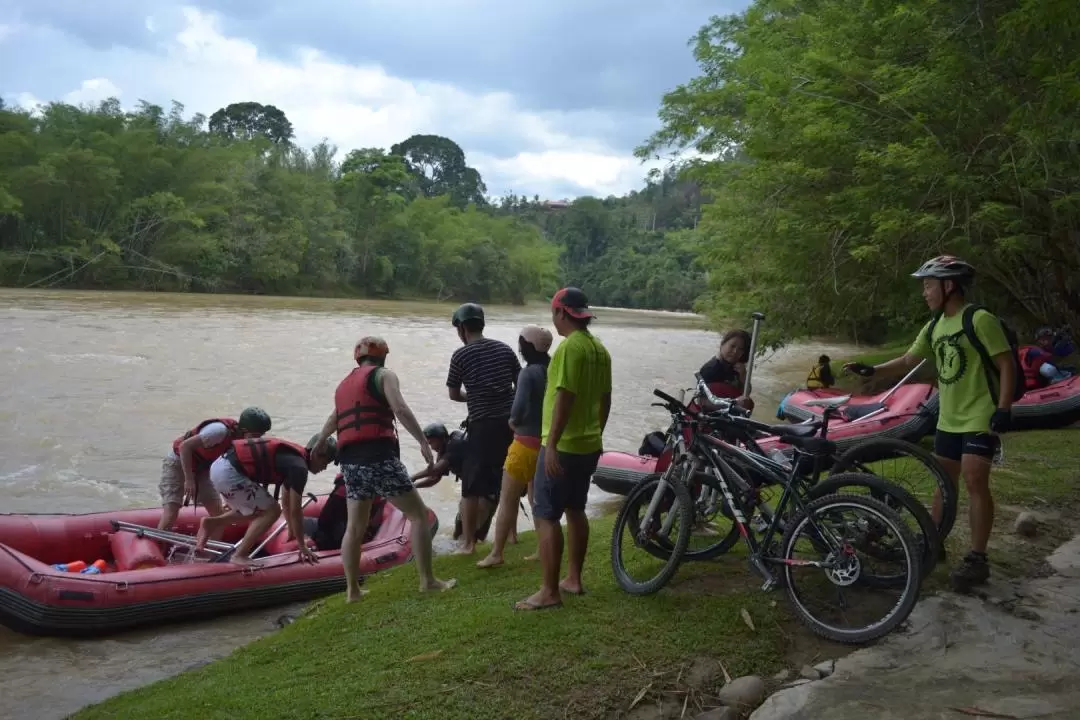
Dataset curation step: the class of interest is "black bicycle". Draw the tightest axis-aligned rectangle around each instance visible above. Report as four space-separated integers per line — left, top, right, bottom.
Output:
611 388 923 644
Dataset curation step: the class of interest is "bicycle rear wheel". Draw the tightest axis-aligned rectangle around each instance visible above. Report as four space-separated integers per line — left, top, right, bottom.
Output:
611 473 694 595
779 493 922 644
809 471 940 580
830 437 957 541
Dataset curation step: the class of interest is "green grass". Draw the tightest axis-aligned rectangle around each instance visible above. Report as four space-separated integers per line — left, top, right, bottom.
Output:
74 517 790 720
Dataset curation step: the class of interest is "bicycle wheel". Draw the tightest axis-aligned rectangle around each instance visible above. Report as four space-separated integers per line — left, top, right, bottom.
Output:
682 471 746 561
610 473 694 595
809 471 940 579
830 437 957 541
779 493 922 644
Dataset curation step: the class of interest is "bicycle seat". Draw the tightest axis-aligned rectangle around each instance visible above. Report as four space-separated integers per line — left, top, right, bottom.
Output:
802 395 851 408
779 434 837 456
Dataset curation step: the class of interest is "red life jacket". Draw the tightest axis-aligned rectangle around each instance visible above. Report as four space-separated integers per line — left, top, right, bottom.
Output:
706 381 742 399
229 437 309 487
172 418 240 473
334 365 397 450
1018 346 1049 391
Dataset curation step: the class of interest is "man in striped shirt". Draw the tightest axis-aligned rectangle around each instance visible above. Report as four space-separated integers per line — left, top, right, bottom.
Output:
447 303 522 553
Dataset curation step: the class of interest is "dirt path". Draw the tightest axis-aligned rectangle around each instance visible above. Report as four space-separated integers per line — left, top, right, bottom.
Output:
751 535 1080 719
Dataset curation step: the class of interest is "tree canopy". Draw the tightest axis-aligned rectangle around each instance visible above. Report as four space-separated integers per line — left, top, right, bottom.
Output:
642 0 1080 343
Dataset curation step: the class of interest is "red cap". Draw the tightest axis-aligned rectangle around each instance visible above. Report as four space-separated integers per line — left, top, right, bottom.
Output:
551 287 593 319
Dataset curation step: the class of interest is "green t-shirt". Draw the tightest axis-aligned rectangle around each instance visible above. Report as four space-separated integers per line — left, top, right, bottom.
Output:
908 305 1010 433
541 329 613 454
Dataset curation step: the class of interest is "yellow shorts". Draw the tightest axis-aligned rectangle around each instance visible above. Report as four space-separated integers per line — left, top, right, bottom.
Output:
503 439 540 485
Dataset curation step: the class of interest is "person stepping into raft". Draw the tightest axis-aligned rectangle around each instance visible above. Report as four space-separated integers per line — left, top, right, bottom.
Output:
158 407 272 532
411 422 499 544
516 288 611 611
478 324 552 569
312 336 456 601
197 433 337 565
844 255 1017 593
446 302 522 554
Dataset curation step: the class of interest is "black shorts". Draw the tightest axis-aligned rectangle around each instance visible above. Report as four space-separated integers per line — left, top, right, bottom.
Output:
934 430 999 463
532 448 601 523
461 417 513 499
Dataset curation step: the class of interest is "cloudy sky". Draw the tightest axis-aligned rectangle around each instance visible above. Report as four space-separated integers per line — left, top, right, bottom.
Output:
0 1 747 200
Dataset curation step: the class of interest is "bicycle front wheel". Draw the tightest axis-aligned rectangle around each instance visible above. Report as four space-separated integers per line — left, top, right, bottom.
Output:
611 473 694 595
780 493 922 644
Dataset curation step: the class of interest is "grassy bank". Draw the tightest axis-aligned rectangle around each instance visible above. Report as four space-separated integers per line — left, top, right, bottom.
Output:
75 517 792 720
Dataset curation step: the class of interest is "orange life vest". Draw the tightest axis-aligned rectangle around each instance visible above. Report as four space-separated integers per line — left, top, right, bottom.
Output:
228 437 309 487
172 418 240 472
1018 345 1049 391
334 365 397 450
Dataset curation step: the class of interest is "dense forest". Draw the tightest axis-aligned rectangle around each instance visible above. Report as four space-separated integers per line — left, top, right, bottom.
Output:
643 0 1079 343
0 97 704 309
2 0 1077 341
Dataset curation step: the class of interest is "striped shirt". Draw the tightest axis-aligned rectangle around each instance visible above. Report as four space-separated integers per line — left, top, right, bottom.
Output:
446 338 522 420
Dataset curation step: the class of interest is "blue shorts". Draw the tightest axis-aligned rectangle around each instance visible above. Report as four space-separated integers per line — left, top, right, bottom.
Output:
531 448 601 522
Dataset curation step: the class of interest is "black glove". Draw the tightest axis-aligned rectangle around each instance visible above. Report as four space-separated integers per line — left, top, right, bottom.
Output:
990 409 1012 433
844 362 876 378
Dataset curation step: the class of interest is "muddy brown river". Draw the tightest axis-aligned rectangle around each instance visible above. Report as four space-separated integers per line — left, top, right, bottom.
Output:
0 289 858 720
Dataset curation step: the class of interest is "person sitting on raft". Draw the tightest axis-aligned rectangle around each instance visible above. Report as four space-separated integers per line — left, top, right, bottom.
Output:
411 422 498 544
1019 328 1073 391
158 407 272 532
698 329 755 412
805 354 835 389
478 324 552 569
196 434 337 565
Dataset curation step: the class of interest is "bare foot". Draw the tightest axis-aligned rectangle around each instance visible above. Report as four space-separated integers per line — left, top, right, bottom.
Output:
345 587 370 603
194 523 209 553
476 554 503 569
229 555 261 567
523 551 539 561
420 578 458 593
559 579 585 596
455 543 476 556
514 589 561 611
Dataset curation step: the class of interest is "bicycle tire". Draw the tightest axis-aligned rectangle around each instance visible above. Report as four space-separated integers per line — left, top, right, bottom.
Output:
610 474 694 595
829 437 958 541
780 493 922 644
809 471 940 580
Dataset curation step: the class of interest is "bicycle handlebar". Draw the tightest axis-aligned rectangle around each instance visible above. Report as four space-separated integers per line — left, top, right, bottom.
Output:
652 388 684 407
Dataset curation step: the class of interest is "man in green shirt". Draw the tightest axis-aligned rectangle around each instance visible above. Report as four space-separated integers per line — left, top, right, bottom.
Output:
515 287 612 611
844 256 1016 592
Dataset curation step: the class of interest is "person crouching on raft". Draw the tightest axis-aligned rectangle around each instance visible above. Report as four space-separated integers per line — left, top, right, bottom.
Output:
312 336 456 601
478 324 552 569
698 330 755 412
197 433 336 565
411 422 498 544
158 407 272 532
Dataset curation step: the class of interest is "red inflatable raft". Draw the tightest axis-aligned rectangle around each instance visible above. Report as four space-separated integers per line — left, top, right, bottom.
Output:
1011 374 1080 430
0 494 434 637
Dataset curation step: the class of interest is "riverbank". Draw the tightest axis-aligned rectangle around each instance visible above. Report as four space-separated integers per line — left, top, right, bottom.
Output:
74 421 1080 719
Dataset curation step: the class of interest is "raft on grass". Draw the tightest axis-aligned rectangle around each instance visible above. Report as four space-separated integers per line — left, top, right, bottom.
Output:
0 493 434 637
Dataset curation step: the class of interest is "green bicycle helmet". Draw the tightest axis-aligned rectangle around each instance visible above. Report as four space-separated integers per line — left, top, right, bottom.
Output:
422 422 449 440
451 303 485 327
306 433 337 462
237 407 272 434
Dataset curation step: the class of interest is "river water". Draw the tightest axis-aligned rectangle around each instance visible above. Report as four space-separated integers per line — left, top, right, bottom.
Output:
0 289 857 720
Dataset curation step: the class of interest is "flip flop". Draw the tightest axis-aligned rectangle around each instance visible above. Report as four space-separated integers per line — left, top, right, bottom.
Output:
560 588 586 596
513 598 562 612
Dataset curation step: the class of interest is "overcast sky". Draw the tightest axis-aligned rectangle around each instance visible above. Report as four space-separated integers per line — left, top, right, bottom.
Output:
0 1 747 199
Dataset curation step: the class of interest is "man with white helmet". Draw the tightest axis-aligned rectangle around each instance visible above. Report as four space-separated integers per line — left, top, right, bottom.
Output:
844 255 1017 592
312 336 456 601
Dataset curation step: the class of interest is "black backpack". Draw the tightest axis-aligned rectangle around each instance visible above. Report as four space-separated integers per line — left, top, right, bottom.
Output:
925 304 1025 404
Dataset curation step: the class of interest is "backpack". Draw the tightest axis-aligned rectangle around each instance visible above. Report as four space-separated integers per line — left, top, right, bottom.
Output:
925 305 1025 404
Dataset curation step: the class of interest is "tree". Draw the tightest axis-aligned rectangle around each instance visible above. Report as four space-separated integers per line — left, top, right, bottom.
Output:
642 0 1080 342
208 102 294 145
390 134 487 208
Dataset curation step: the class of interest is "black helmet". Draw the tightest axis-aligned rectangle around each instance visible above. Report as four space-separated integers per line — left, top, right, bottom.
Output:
451 303 485 327
306 433 337 463
910 255 975 282
422 422 449 440
238 407 271 434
